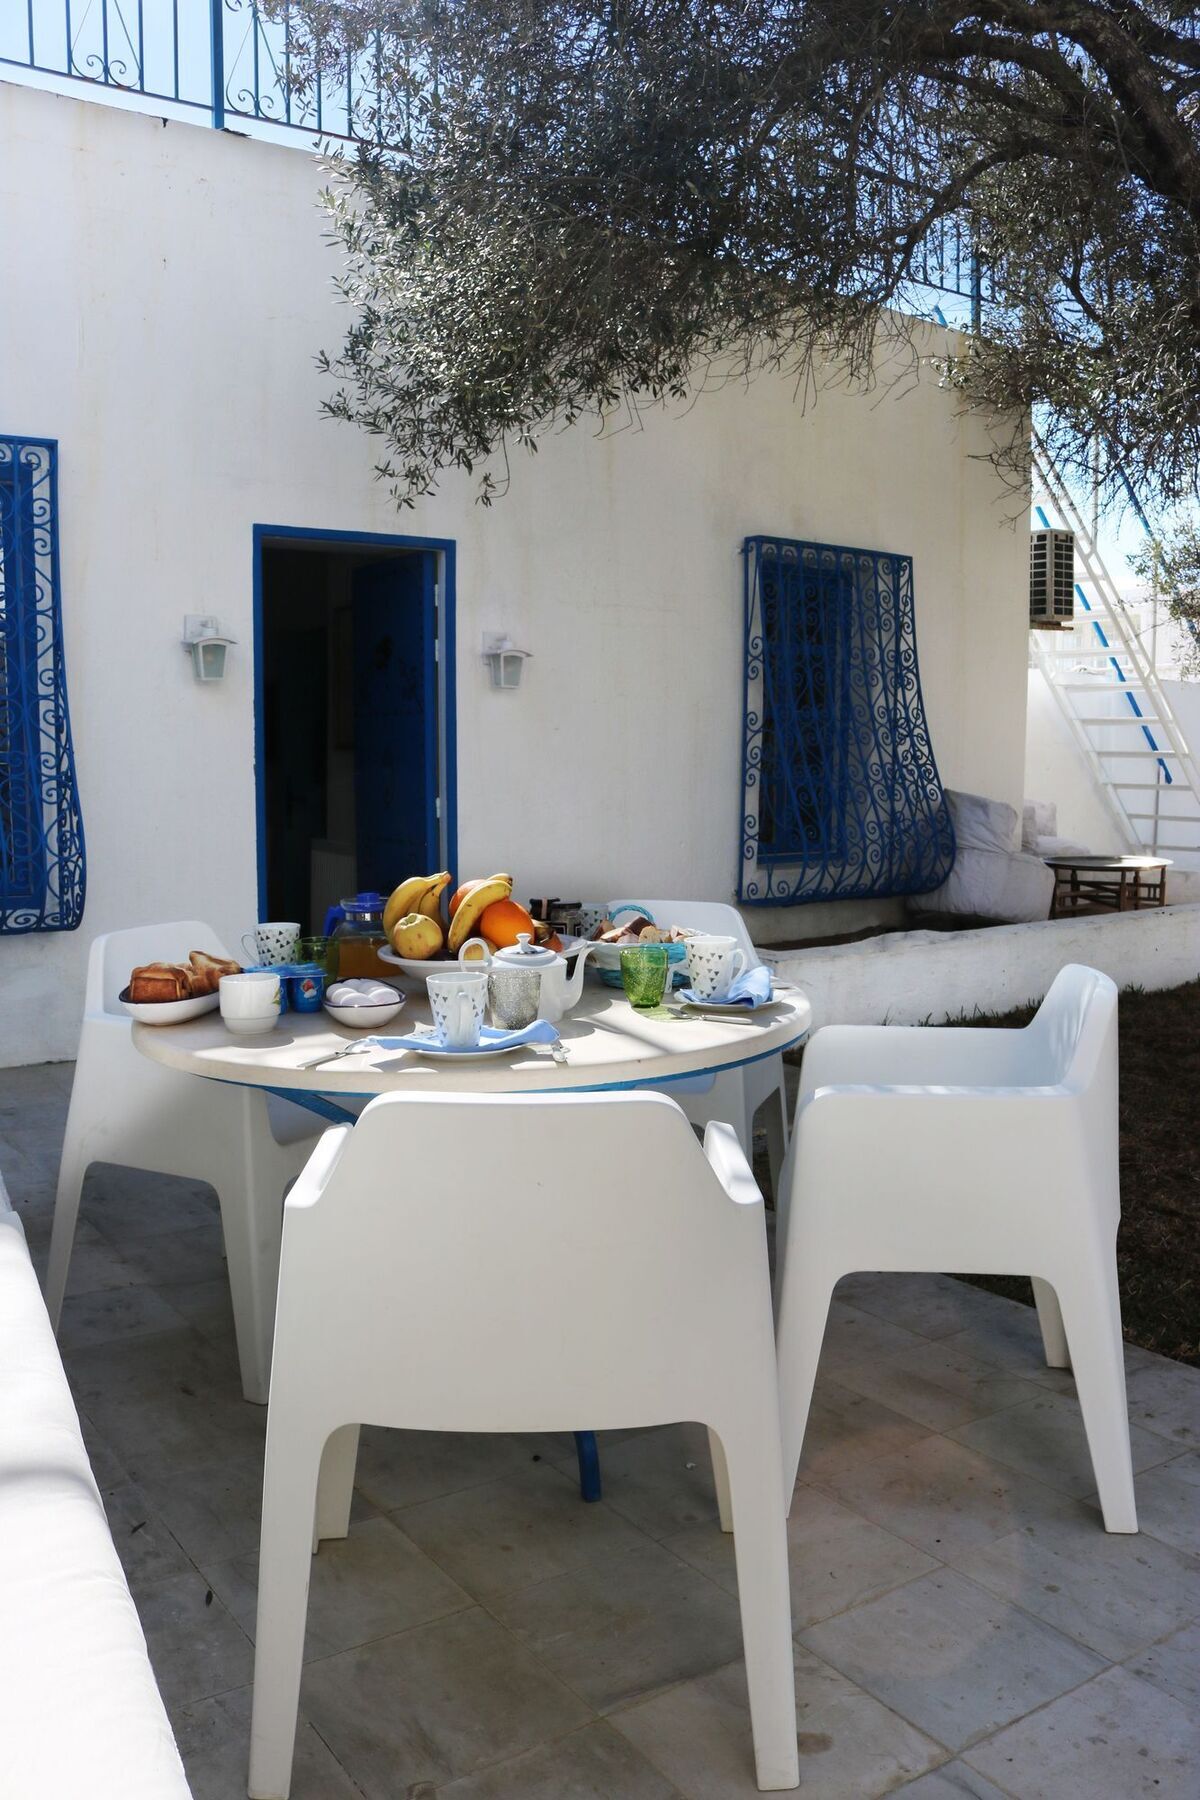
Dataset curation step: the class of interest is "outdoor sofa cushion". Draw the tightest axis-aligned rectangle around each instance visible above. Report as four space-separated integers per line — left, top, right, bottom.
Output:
917 789 1056 923
0 1182 191 1799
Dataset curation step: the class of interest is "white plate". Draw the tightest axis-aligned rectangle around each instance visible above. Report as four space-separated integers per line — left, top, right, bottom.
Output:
120 987 221 1025
676 995 779 1015
377 946 476 980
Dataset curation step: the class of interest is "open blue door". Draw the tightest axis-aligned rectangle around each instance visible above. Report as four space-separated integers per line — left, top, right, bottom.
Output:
352 553 438 891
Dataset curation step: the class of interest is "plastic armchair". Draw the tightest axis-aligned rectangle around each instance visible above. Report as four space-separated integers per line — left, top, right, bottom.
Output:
46 922 322 1403
598 897 792 1194
775 964 1137 1533
248 1092 799 1798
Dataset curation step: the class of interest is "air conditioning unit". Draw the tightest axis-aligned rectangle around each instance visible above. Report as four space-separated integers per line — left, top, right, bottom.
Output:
1030 529 1074 625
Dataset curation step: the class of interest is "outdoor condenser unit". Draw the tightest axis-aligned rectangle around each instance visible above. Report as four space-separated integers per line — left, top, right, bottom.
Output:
1030 528 1075 625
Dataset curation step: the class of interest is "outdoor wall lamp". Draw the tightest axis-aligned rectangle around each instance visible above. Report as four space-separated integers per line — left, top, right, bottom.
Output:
182 614 236 683
482 631 532 689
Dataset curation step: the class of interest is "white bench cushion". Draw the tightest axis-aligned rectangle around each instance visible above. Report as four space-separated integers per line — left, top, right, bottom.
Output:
0 1199 191 1798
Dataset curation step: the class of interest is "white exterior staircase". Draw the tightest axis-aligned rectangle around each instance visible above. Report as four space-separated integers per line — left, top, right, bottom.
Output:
1030 447 1200 864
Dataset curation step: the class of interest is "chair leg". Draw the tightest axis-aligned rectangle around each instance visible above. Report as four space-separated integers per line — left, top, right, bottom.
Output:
216 1167 282 1406
313 1424 360 1549
723 1423 800 1791
1051 1254 1138 1533
45 1130 89 1331
574 1431 602 1501
249 1420 324 1800
774 1260 835 1509
762 1080 788 1208
709 1427 733 1533
1032 1276 1070 1368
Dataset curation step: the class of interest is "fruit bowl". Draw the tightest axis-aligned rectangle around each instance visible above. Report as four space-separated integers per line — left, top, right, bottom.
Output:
377 946 468 981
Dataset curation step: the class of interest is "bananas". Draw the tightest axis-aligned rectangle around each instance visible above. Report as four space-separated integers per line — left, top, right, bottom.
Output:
384 872 451 941
447 873 513 954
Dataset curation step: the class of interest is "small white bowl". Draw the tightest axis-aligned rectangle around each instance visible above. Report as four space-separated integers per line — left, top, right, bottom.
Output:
323 994 406 1030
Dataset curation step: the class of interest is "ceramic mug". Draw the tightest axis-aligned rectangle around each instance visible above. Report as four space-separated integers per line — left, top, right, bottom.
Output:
219 970 281 1035
426 969 488 1049
241 921 301 964
685 934 747 1001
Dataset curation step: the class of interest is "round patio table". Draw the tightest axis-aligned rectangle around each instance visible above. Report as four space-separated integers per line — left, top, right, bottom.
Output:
133 981 811 1492
131 981 812 1115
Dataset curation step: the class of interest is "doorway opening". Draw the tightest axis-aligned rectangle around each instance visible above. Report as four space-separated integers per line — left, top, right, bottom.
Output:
254 528 455 931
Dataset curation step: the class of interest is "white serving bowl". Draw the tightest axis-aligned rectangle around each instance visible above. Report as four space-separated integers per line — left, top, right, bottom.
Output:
323 994 406 1030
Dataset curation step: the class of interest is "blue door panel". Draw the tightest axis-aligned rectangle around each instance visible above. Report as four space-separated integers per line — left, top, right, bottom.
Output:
352 554 437 890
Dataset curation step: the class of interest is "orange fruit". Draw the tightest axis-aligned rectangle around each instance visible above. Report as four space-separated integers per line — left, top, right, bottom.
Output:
449 880 482 918
478 898 536 948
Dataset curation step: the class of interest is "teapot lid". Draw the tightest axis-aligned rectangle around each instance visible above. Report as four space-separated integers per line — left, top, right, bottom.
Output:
494 931 558 966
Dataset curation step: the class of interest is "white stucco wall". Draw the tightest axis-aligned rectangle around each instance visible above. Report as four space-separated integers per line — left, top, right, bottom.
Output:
0 81 1030 1065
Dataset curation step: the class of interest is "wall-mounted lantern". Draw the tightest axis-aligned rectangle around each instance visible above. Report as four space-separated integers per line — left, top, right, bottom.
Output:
182 614 236 683
482 631 532 690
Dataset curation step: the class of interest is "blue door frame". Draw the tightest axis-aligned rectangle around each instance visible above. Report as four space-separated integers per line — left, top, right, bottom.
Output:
252 523 457 919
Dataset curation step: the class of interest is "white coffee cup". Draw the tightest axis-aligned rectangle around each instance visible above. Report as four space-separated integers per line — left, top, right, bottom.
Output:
219 971 282 1035
685 934 747 1001
426 970 488 1048
241 921 301 965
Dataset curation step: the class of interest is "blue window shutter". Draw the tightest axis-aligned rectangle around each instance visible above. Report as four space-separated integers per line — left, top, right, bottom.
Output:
740 536 954 904
0 438 85 932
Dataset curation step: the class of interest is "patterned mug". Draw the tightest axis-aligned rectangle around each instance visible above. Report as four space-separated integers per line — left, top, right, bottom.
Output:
685 934 747 1001
241 921 301 965
426 970 488 1049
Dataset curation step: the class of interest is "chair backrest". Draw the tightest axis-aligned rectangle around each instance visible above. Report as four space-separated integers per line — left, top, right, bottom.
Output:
272 1092 774 1438
604 898 760 965
1025 963 1118 1093
89 921 231 1015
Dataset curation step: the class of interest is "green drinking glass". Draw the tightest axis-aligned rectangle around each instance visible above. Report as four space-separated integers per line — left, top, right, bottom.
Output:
620 944 669 1009
298 935 333 976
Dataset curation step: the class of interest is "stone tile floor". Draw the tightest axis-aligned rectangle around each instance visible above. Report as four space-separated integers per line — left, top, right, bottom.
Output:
1 1057 1197 1799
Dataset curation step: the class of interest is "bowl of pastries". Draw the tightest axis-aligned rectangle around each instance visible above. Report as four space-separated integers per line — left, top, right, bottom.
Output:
583 908 694 985
120 951 242 1024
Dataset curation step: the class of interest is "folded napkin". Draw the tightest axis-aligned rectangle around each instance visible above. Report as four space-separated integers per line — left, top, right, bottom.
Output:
371 1019 561 1055
678 964 773 1008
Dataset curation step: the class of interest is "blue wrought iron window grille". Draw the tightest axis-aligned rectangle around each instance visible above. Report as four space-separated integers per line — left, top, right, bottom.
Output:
0 438 85 932
740 536 954 906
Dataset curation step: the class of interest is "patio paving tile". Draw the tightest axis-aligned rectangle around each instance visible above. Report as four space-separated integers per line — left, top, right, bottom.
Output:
207 1513 471 1660
57 1280 192 1352
950 1506 1200 1660
68 1337 268 1482
80 1164 220 1239
162 1275 237 1341
830 1336 1044 1434
834 1273 997 1342
394 1463 652 1602
664 1482 937 1629
544 1421 722 1539
799 1567 1104 1750
948 1390 1177 1498
489 1538 744 1713
171 1684 362 1800
820 1433 1076 1561
1123 1620 1200 1710
77 1408 130 1487
613 1645 943 1799
891 1762 1010 1798
300 1607 592 1799
816 1299 931 1375
116 1221 229 1288
964 1664 1199 1798
138 1454 271 1565
136 1568 254 1710
1122 1358 1200 1453
351 1424 540 1512
798 1379 935 1487
37 1232 140 1298
99 1478 195 1593
435 1720 682 1799
1124 1454 1200 1557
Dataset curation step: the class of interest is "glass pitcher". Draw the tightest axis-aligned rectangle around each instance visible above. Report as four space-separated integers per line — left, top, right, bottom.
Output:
324 892 392 980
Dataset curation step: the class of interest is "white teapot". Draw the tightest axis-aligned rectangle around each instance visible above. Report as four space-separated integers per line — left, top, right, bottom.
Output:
459 932 594 1023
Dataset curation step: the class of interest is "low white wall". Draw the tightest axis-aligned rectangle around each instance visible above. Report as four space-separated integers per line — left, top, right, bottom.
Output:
765 904 1200 1027
0 81 1030 1065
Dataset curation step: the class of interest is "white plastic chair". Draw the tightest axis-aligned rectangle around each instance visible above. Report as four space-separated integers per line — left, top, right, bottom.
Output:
46 923 322 1403
597 898 791 1192
774 963 1137 1533
248 1092 799 1798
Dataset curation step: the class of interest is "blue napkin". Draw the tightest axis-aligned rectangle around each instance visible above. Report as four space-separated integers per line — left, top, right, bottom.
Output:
678 965 773 1008
370 1019 561 1054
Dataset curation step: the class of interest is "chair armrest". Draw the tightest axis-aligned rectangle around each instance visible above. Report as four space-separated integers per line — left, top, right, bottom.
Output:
703 1119 765 1210
282 1124 353 1214
798 1024 1035 1100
